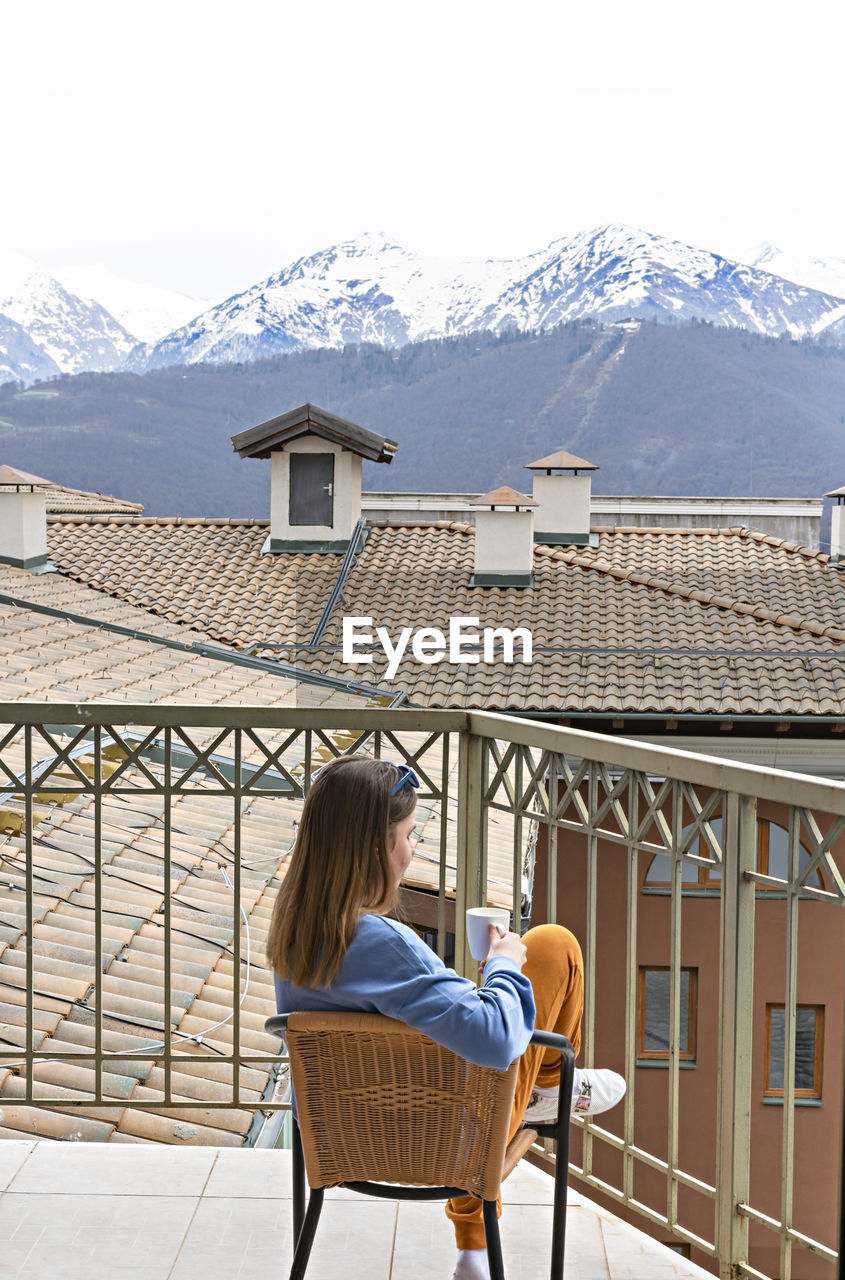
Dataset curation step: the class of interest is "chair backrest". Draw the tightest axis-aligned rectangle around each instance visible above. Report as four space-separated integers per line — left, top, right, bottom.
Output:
285 1011 519 1201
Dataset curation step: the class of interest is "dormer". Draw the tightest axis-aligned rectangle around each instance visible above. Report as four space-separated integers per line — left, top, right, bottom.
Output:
0 465 51 571
525 450 599 546
232 404 397 553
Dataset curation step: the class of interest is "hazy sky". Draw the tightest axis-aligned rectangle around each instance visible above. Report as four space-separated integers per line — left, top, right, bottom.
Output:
2 0 843 299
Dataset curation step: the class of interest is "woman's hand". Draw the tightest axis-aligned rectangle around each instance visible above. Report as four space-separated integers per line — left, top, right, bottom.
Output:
483 923 527 969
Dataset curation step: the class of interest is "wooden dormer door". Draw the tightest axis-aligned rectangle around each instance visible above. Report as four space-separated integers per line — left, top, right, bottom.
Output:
289 453 335 527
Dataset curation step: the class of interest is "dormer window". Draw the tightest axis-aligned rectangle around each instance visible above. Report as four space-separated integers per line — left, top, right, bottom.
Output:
231 403 397 554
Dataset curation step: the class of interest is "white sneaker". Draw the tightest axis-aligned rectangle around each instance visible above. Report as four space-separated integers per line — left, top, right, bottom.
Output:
522 1086 560 1125
570 1067 626 1117
523 1068 626 1125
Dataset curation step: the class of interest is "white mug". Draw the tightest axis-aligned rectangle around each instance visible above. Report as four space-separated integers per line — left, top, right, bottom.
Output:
465 907 511 961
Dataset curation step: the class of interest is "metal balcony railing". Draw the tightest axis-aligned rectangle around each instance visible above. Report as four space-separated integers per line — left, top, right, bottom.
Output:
0 704 843 1280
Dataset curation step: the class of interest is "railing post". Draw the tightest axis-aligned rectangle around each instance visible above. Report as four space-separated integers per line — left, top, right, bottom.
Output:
715 791 756 1277
455 727 486 979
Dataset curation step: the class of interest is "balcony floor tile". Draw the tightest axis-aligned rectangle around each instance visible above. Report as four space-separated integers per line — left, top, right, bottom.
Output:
0 1141 716 1280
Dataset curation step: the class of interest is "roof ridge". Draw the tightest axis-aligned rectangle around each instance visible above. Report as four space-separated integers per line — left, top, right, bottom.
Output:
535 543 845 645
47 515 271 528
366 519 475 533
591 524 829 563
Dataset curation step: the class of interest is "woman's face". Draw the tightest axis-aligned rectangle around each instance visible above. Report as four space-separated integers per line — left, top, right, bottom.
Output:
387 807 417 887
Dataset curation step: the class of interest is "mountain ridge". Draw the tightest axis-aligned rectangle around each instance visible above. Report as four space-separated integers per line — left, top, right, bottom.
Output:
2 320 844 517
4 226 845 386
134 225 845 372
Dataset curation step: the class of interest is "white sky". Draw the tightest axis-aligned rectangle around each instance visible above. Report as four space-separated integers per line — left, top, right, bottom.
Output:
1 0 843 300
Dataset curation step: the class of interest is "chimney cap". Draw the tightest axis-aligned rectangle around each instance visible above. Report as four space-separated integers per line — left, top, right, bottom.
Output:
470 485 538 509
825 485 845 501
0 464 52 490
231 402 398 463
525 450 599 473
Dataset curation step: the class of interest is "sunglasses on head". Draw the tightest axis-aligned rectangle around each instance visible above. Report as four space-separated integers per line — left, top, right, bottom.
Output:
389 763 420 795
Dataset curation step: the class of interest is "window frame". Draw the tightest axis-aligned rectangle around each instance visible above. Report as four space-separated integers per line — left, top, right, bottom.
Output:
643 818 823 893
764 1003 824 1101
637 966 698 1064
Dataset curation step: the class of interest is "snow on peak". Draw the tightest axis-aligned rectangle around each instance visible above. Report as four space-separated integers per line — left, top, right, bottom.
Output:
53 263 212 344
735 243 845 302
0 247 55 304
135 224 845 373
6 225 845 385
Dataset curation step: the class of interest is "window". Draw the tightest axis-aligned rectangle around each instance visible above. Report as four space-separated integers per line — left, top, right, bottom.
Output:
637 967 697 1063
765 1005 824 1100
643 819 822 892
757 822 820 885
644 820 723 889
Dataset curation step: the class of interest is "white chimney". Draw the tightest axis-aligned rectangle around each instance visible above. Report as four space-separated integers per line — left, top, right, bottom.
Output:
825 485 845 562
0 466 50 570
469 486 537 587
231 404 397 553
525 450 599 546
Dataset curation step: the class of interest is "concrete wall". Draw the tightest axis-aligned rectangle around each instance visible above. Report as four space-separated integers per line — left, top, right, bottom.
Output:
362 493 824 550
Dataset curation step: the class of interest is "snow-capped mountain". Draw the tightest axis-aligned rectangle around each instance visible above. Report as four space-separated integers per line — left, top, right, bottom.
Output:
739 242 845 304
53 263 211 345
5 226 845 386
131 231 509 369
0 312 61 385
0 248 134 377
135 226 845 372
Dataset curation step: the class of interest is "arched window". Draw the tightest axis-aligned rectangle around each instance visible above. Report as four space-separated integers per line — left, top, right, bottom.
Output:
643 819 823 892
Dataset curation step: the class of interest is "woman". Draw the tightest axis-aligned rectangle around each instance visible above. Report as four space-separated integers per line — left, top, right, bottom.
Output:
267 756 624 1280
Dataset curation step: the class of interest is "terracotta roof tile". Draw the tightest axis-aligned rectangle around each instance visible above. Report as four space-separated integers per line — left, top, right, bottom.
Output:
0 722 496 1145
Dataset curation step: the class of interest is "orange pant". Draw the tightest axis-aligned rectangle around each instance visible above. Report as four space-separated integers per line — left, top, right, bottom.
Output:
445 923 583 1250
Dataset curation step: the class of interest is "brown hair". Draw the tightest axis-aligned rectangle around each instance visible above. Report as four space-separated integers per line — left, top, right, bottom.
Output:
266 756 417 988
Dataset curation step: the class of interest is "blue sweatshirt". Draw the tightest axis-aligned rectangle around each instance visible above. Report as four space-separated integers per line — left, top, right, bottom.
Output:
274 913 535 1071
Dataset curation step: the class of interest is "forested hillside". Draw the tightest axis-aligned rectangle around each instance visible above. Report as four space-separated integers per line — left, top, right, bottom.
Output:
0 320 843 516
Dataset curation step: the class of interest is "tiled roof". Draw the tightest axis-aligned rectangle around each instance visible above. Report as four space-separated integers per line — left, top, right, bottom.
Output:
45 516 845 716
0 721 515 1145
0 557 521 1145
47 516 335 649
0 730 296 1145
0 562 358 709
42 485 144 515
0 467 141 514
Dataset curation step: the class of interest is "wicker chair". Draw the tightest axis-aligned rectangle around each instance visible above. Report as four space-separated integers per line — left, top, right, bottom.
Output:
265 1011 575 1280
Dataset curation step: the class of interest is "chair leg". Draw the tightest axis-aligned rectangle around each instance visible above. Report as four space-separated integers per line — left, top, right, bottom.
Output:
482 1199 506 1280
289 1186 324 1280
292 1120 306 1243
550 1044 575 1280
550 1139 568 1280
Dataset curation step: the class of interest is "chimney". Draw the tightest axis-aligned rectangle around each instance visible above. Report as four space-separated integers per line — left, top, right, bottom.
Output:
825 485 845 562
231 404 397 553
525 450 599 546
469 486 537 587
0 465 51 570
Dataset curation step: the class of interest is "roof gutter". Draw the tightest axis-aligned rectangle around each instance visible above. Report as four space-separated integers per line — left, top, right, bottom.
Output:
507 710 845 724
